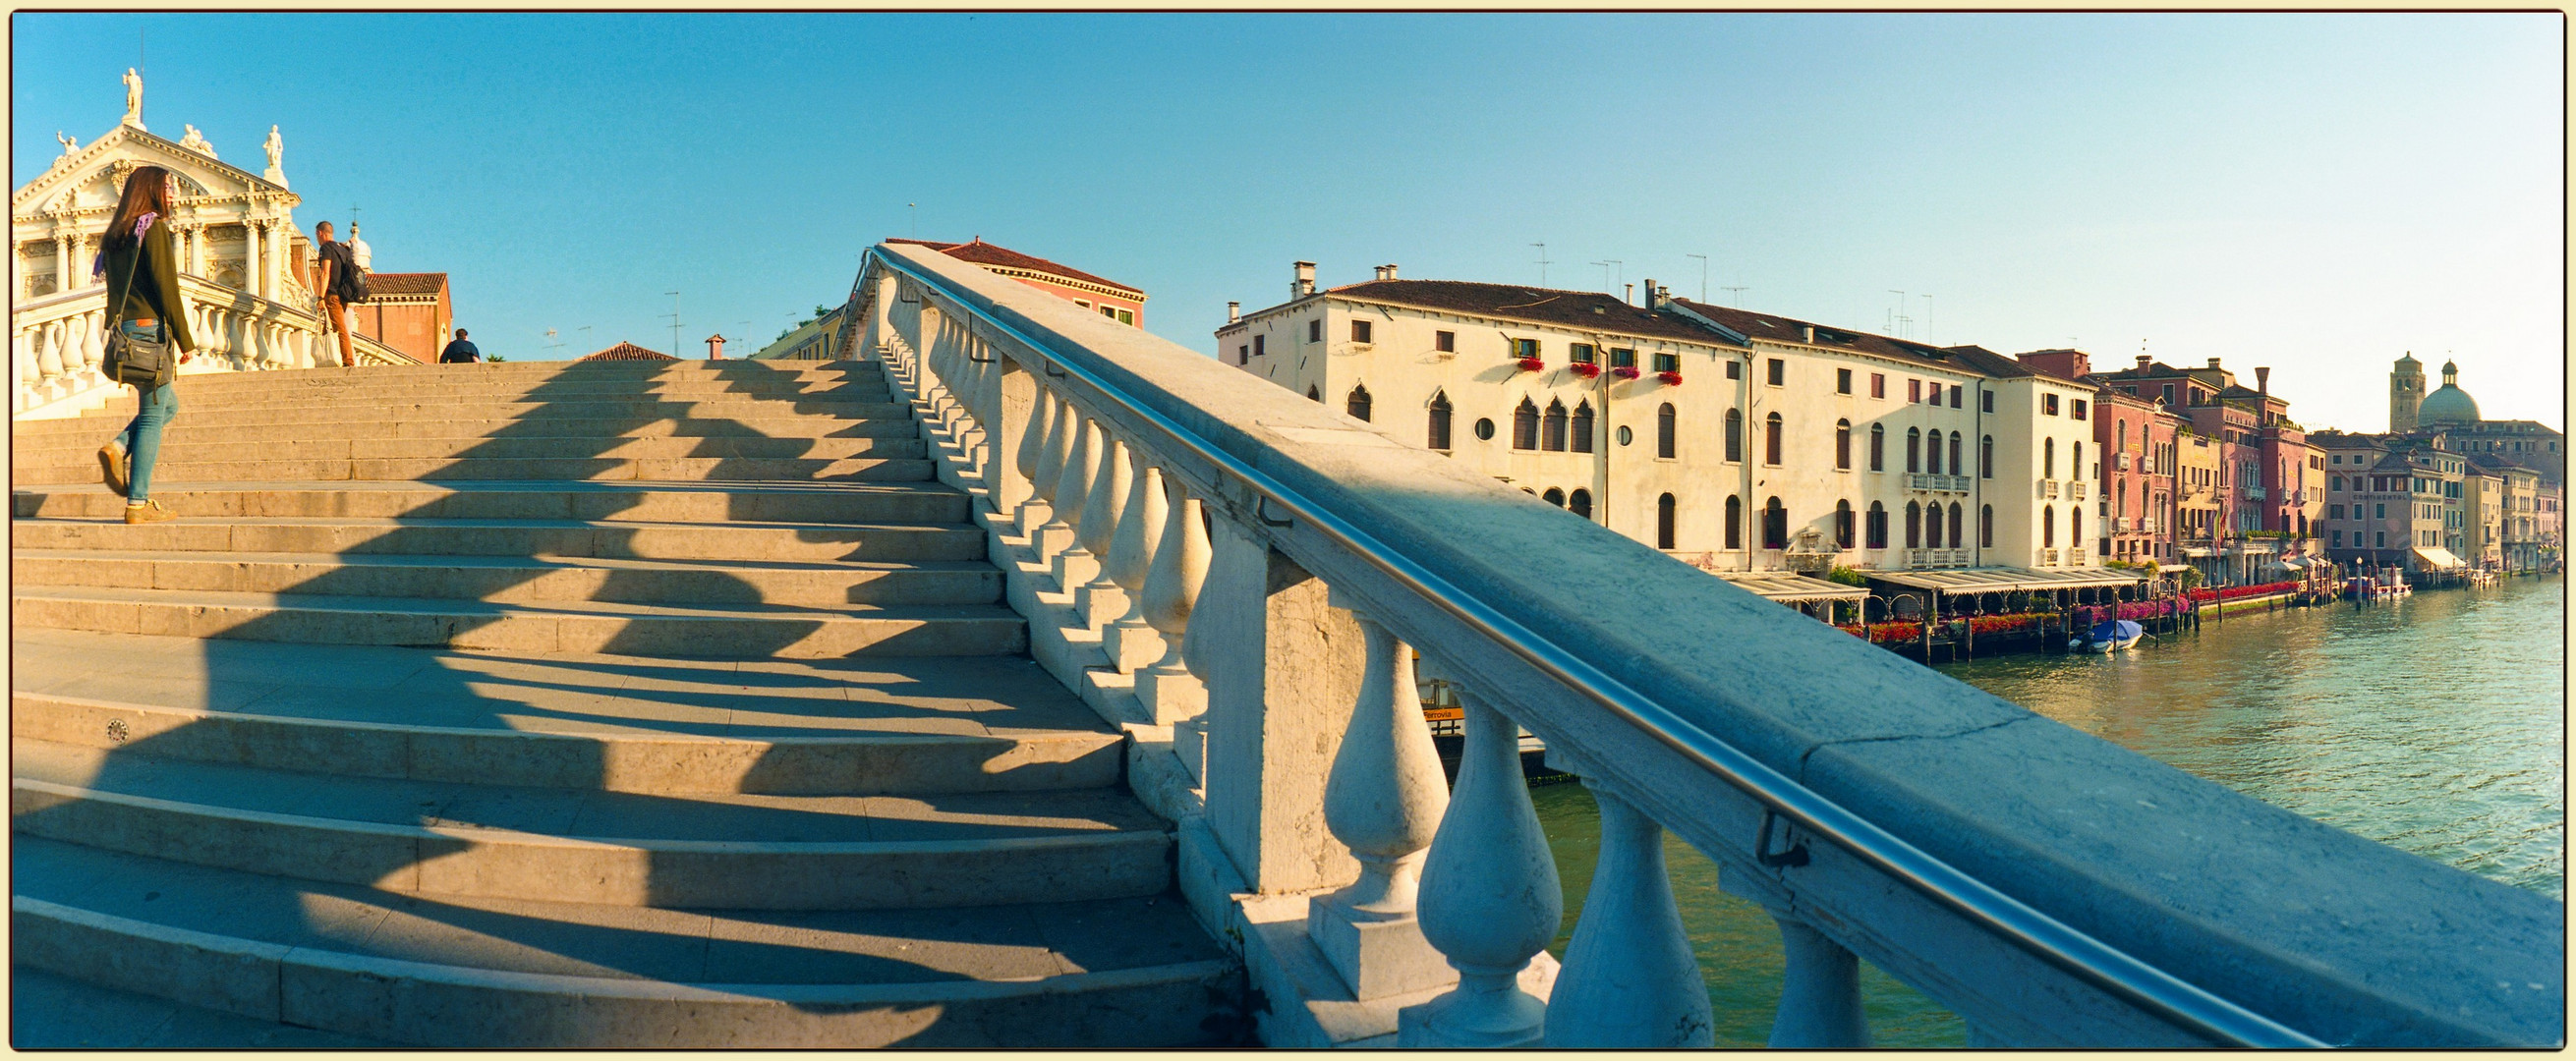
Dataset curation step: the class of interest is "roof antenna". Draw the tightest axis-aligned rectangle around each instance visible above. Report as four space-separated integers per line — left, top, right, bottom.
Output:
1686 253 1709 303
1531 243 1550 287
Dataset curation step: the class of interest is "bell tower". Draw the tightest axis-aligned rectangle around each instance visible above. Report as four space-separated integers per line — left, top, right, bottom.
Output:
2389 352 2425 433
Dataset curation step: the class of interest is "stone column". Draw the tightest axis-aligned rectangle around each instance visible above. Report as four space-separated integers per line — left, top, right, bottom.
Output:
244 220 264 299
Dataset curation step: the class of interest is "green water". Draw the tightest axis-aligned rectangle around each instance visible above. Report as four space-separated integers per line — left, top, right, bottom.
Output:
1529 575 2563 1045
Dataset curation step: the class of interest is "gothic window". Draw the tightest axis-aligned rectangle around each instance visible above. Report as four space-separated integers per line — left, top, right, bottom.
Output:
1834 500 1855 549
1724 409 1743 462
1345 384 1372 422
2043 505 2057 547
1513 398 1539 450
2044 438 2056 478
1924 499 1942 548
1866 501 1889 549
1907 428 1922 474
1427 390 1453 450
2074 441 2086 478
1835 419 1852 470
1762 497 1787 549
1543 400 1569 452
1980 505 1994 548
1659 404 1678 459
1949 433 1963 476
1572 488 1594 521
1764 413 1782 466
1926 430 1943 475
1949 503 1964 548
1906 501 1922 549
1725 495 1744 550
2072 506 2084 545
1656 493 1677 548
1870 423 1885 472
1571 401 1595 454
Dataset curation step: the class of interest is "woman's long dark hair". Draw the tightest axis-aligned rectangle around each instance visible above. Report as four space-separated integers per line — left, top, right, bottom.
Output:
99 164 172 254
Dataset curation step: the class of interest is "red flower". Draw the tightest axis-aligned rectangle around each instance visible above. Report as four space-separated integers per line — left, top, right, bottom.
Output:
1657 369 1685 385
1570 363 1602 379
1611 365 1641 380
1517 357 1546 373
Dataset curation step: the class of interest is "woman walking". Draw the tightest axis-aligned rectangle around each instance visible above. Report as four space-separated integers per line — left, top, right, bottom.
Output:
92 164 195 524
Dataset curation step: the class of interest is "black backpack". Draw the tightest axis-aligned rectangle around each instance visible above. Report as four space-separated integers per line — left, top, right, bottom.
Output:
330 242 370 303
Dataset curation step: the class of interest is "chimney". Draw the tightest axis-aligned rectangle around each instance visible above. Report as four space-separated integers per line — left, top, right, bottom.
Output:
1800 324 1815 343
2256 366 2270 395
1292 261 1316 298
1226 302 1240 324
2206 358 2223 369
1641 279 1654 307
1379 263 1399 280
1624 283 1635 305
705 334 726 361
2137 354 2152 370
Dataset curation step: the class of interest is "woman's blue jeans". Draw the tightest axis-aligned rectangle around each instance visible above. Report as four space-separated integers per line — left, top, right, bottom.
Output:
114 320 178 503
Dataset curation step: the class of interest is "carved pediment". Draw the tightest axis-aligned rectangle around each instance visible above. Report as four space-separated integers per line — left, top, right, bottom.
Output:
14 124 290 221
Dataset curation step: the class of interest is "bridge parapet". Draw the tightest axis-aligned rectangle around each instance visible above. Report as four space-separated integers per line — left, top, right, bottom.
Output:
860 240 2562 1048
14 274 416 419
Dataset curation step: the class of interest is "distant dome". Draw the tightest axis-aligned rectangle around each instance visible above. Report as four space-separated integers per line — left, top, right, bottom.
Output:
2419 382 2481 426
346 224 372 272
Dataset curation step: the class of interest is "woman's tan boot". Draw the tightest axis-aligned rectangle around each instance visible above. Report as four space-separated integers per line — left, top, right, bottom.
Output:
97 444 130 497
124 500 174 525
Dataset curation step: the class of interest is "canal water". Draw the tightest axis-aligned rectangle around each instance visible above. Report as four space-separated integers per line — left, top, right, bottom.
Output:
1530 574 2563 1047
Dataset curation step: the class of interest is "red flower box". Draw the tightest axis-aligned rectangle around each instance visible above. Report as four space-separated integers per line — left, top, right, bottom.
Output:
1517 357 1546 373
1657 369 1685 385
1570 363 1602 379
1610 365 1641 380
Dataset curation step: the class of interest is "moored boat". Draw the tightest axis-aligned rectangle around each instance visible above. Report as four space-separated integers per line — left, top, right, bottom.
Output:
2072 618 2145 652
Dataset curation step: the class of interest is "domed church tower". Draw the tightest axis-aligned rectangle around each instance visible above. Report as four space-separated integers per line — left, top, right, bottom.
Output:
2417 360 2483 428
2388 352 2425 432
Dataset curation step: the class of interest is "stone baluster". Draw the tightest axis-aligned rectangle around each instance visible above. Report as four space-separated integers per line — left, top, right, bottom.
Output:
982 345 1036 524
1047 413 1103 590
1401 689 1562 1046
35 320 66 393
1141 482 1213 773
1540 787 1713 1047
1767 915 1871 1047
1075 431 1133 627
1030 391 1076 556
860 274 894 359
62 312 96 383
1101 455 1168 671
1309 603 1456 1002
14 324 38 408
1015 387 1059 534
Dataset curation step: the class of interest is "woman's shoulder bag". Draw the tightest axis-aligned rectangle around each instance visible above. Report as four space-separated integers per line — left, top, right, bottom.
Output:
100 239 172 387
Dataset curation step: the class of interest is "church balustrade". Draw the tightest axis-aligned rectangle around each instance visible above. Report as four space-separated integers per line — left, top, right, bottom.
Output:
14 273 417 419
861 239 2556 1049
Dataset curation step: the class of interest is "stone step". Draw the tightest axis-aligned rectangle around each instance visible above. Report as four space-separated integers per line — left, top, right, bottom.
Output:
13 433 929 469
77 377 895 402
10 454 938 485
13 837 1236 1046
12 549 1001 608
13 513 987 561
13 737 1171 910
10 586 1026 657
11 630 1125 796
10 414 923 442
11 965 391 1048
16 397 917 428
13 480 973 525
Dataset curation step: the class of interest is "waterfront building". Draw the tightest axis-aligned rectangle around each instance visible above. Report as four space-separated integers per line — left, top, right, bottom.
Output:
1214 264 2090 574
2176 425 2222 572
2466 454 2557 572
2318 431 2469 574
2464 463 2507 569
2089 384 2178 564
2093 356 2318 583
888 237 1147 326
2383 357 2565 481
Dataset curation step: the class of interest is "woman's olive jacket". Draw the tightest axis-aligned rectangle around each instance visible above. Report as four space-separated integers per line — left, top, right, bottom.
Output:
99 217 197 386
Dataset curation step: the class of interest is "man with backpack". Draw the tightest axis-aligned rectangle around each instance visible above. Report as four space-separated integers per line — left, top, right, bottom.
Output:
310 220 364 365
439 329 482 363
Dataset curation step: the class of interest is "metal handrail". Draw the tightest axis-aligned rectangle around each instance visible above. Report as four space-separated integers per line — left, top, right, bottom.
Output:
864 246 2325 1048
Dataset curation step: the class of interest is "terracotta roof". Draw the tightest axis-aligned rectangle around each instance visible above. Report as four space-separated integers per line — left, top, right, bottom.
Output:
1936 345 2035 379
1310 280 1720 345
887 238 1144 298
578 342 673 362
1668 298 1974 372
367 272 446 296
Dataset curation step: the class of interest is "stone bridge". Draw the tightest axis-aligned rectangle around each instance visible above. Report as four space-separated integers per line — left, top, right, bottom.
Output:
7 242 2561 1047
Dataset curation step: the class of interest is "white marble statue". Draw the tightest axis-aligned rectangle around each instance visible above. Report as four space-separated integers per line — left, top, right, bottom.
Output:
122 68 144 129
180 124 216 158
263 126 283 171
55 132 78 156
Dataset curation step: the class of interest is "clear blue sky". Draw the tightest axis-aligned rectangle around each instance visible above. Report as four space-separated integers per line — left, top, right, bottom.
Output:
15 13 2561 431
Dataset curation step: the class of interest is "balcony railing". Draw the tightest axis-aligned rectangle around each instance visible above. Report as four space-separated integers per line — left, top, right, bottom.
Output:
861 240 2556 1049
14 275 418 419
2068 480 2089 501
2113 453 2131 472
1904 472 1972 494
2039 479 2061 500
2245 485 2267 500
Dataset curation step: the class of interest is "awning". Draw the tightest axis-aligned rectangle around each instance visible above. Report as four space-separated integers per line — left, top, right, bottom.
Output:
1864 566 2147 594
2182 547 2215 558
2413 546 2466 570
2273 556 2309 570
1713 571 1868 604
2156 563 2197 573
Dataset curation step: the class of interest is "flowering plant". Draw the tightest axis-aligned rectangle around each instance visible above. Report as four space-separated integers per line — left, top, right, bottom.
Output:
1657 369 1685 385
2185 580 2298 603
1569 362 1602 379
1610 365 1642 380
1516 357 1546 373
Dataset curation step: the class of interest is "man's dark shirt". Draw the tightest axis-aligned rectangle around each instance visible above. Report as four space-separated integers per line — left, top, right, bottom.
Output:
315 240 358 302
439 339 482 363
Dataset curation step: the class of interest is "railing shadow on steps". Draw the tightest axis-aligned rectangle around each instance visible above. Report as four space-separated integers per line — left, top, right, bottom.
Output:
13 354 1213 1042
854 238 2564 1049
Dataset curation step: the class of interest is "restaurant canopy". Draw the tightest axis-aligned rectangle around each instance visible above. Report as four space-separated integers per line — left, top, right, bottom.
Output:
2413 546 2466 570
1713 571 1869 603
1864 566 2147 594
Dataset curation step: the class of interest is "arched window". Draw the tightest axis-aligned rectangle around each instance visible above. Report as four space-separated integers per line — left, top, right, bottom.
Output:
1725 409 1744 462
1980 504 1994 548
1835 500 1855 549
1725 495 1744 550
1764 413 1783 465
1513 398 1539 450
1926 430 1943 475
1949 502 1964 548
1345 384 1372 422
1924 499 1942 548
1866 501 1889 549
1949 433 1963 476
2116 481 2127 518
2118 420 2129 451
2071 506 2083 546
1542 400 1569 452
1981 434 1993 478
1571 401 1596 454
1907 427 1922 473
1427 390 1453 450
1906 500 1922 548
2043 504 2056 547
1571 488 1594 521
1835 419 1852 470
1657 403 1679 459
2044 437 2056 478
1762 497 1787 549
1656 493 1677 548
1869 424 1885 471
2074 441 2086 478
1307 385 1321 402
1542 487 1566 508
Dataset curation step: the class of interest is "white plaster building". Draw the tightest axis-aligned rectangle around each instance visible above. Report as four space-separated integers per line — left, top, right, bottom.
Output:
1217 264 2098 574
1941 348 2109 569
